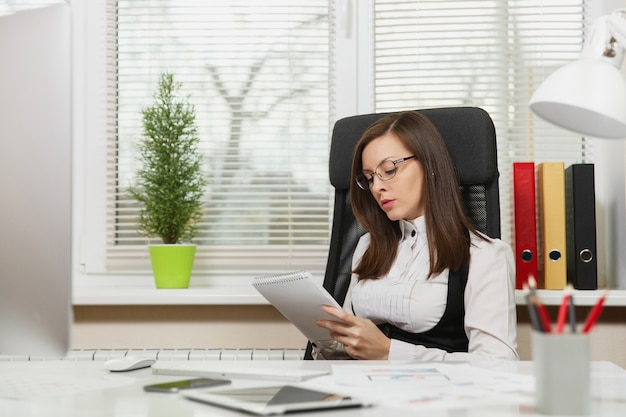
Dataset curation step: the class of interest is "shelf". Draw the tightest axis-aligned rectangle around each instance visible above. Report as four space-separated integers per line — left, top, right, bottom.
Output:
514 289 626 307
73 285 626 307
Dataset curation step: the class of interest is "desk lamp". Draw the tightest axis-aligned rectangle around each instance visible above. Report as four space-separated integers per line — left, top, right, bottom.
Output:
529 9 626 139
529 9 626 290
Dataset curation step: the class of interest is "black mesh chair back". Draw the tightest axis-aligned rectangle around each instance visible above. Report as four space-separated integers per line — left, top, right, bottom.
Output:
304 107 500 359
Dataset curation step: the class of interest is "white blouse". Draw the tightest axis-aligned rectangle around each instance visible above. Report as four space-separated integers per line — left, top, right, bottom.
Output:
339 216 518 362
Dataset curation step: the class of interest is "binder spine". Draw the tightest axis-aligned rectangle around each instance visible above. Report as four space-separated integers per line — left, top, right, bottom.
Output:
513 162 539 289
538 162 567 290
565 164 598 290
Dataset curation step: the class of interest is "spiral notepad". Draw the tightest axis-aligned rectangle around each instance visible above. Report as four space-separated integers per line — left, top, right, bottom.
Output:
252 271 343 344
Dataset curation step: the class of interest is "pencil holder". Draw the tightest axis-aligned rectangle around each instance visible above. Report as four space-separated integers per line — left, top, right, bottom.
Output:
532 331 590 415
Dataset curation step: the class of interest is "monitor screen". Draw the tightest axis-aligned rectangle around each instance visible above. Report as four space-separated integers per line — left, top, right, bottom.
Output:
0 3 72 358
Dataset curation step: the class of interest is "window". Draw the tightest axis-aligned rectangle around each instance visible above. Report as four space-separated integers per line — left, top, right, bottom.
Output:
96 1 333 281
370 0 590 244
71 0 592 284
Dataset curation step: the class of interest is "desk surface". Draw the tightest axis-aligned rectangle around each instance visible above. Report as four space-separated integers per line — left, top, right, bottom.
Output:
1 360 625 416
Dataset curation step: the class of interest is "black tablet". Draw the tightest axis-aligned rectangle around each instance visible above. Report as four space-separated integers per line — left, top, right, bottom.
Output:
183 385 368 415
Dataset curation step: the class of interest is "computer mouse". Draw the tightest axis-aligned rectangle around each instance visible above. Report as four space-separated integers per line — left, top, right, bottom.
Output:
104 356 156 372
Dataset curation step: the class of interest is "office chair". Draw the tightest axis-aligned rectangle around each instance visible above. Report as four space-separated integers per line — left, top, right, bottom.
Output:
304 107 500 359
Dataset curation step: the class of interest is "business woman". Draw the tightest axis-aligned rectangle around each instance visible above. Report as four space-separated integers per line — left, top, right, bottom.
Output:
314 111 518 361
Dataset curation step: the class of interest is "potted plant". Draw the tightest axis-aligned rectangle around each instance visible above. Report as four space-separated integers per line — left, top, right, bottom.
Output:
127 72 207 288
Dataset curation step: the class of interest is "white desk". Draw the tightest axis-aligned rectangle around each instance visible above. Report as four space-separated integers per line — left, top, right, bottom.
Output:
1 360 625 416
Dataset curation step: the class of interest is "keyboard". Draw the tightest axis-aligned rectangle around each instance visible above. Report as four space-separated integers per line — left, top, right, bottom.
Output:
151 361 328 382
0 348 310 399
0 348 307 362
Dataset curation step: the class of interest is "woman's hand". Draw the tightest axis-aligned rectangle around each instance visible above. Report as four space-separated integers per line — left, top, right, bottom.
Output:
316 305 391 360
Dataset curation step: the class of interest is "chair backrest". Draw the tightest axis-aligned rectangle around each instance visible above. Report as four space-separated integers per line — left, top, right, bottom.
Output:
323 107 500 306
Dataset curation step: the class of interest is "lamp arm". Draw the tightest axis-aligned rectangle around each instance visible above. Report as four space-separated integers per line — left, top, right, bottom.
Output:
608 9 626 51
582 11 625 67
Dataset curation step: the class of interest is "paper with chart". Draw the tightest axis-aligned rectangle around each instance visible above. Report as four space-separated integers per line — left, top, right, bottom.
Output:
301 362 534 411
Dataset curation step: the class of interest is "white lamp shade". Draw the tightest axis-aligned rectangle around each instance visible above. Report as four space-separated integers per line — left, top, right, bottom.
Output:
529 58 626 139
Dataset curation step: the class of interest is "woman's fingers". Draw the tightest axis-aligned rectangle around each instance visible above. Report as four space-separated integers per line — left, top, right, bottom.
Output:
320 304 355 323
315 305 390 360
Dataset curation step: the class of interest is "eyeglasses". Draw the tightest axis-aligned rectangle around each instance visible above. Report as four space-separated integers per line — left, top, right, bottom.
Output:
355 155 416 190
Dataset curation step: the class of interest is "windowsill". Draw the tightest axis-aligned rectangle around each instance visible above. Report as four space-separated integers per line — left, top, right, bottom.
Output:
72 282 626 307
73 285 268 306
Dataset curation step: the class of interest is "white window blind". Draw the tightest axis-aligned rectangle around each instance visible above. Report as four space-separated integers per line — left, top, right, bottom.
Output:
62 0 596 283
107 1 332 278
372 0 591 244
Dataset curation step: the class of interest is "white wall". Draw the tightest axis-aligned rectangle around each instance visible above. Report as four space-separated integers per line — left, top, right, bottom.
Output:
72 305 626 368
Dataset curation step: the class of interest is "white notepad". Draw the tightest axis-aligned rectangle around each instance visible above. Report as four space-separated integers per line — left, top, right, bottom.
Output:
252 271 344 344
152 361 329 382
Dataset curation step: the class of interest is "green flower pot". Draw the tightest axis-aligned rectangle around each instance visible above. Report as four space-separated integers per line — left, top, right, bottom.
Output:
148 244 196 289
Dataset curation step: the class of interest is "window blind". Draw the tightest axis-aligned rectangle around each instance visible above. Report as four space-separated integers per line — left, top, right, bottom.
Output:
106 1 332 278
0 0 599 286
372 0 590 244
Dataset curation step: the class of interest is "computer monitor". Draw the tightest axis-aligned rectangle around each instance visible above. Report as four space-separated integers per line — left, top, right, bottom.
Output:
0 3 72 358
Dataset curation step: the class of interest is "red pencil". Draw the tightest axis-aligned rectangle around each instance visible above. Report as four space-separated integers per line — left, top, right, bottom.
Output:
582 290 609 334
535 299 552 333
529 292 552 333
556 284 573 334
523 284 543 332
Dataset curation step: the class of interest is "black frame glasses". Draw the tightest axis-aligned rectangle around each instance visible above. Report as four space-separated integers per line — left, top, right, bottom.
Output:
355 155 416 190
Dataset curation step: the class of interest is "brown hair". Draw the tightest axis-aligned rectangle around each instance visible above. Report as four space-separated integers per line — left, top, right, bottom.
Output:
350 111 482 280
